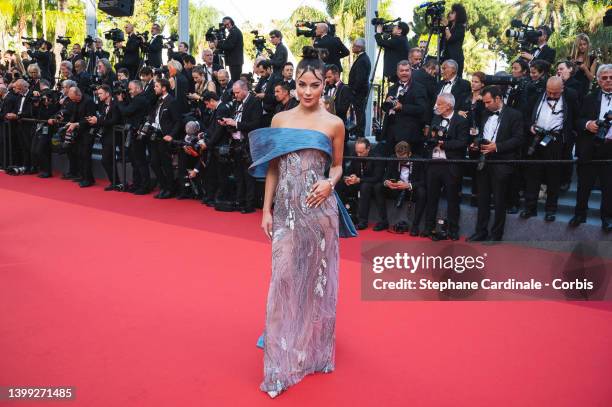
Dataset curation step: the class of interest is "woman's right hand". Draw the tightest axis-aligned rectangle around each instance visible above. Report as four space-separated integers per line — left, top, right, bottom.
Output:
261 211 273 241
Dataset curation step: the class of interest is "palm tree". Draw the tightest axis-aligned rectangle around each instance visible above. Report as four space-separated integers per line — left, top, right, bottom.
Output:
512 0 583 31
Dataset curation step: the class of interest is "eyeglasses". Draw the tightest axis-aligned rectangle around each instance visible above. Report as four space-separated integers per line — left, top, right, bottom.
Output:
601 75 612 81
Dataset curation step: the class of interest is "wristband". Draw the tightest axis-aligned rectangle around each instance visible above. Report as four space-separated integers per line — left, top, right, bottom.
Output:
326 178 334 189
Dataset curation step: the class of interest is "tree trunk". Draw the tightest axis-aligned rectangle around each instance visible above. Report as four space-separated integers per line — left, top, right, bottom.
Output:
41 0 47 40
53 0 68 77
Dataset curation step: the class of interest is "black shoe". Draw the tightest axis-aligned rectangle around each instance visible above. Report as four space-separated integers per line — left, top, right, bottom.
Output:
104 184 116 191
356 222 368 230
176 193 193 200
157 190 173 199
71 177 83 183
203 199 215 207
490 236 503 242
240 207 255 214
560 183 570 193
449 232 460 241
61 172 77 180
430 231 445 242
507 206 519 215
26 168 38 175
520 209 537 219
79 180 94 188
602 219 612 233
133 188 150 195
37 172 51 178
544 213 556 222
569 215 586 227
409 227 419 237
466 232 488 242
153 190 166 199
373 222 389 232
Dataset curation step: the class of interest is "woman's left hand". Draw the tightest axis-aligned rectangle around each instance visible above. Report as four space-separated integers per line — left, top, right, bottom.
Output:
306 180 333 208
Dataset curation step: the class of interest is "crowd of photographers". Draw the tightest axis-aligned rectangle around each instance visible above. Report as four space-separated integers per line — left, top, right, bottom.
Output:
1 6 611 240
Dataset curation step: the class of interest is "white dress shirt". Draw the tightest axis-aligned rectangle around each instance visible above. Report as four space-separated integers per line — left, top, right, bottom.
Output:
432 112 453 159
535 95 564 131
482 109 502 142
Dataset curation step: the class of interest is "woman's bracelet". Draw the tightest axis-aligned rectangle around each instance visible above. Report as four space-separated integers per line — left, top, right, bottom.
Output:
325 178 334 189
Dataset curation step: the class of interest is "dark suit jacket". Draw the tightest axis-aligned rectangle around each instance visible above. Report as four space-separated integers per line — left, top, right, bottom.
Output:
527 87 578 144
234 94 263 135
344 153 384 184
382 158 425 189
147 35 163 68
314 35 350 72
118 93 150 128
382 81 429 145
142 79 157 108
427 113 470 161
95 99 122 137
374 33 409 80
74 71 92 96
123 34 142 67
172 73 190 115
329 82 353 122
221 26 244 67
69 95 97 135
269 43 288 77
27 50 52 80
478 106 525 172
435 78 471 112
412 69 437 109
441 23 465 66
575 90 612 160
147 94 181 138
532 45 556 65
348 52 371 99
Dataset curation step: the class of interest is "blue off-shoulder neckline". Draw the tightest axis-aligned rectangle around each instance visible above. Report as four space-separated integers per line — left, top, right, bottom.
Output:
251 127 332 140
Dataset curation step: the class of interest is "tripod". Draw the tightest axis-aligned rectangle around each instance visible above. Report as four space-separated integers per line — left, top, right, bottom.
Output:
421 16 445 83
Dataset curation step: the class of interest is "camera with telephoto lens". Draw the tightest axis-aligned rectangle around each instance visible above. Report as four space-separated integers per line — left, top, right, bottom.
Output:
22 37 44 49
153 66 169 78
104 28 125 43
505 19 543 53
137 122 162 142
251 30 270 54
205 24 226 44
112 80 129 98
371 11 402 37
483 74 522 87
57 36 71 47
5 166 28 176
527 126 559 156
295 21 336 38
472 132 490 171
162 33 179 49
418 1 446 29
594 110 612 144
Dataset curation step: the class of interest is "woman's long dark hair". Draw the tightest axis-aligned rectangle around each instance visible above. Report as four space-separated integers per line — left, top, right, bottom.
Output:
451 3 468 25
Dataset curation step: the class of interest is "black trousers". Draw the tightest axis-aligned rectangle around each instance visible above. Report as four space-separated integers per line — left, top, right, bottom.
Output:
129 137 151 189
336 181 383 224
17 123 34 169
229 65 242 82
66 139 80 176
374 183 427 228
560 140 574 186
475 164 512 239
101 132 121 184
524 139 562 214
77 131 95 182
177 152 198 194
31 129 52 174
234 157 256 208
425 163 462 234
353 95 367 137
575 147 612 220
150 140 175 192
203 154 219 201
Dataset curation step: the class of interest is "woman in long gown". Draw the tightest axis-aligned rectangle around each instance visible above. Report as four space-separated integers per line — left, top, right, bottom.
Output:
248 47 347 398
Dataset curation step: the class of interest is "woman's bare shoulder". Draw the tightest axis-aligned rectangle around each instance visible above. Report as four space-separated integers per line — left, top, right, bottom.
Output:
270 110 294 128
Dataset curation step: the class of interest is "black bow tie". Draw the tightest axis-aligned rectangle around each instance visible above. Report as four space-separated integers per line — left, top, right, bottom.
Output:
547 97 559 102
327 84 336 89
490 111 500 116
443 81 452 86
604 92 612 100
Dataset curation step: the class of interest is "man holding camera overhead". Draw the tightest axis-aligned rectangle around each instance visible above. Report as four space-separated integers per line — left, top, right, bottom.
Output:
218 17 244 81
117 24 142 80
313 23 350 73
520 25 556 66
147 23 164 69
374 21 409 84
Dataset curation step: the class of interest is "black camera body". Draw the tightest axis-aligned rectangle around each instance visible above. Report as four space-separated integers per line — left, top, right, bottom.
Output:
382 97 400 113
104 28 125 43
205 24 226 44
163 33 180 49
505 19 542 53
295 21 336 38
528 126 559 156
112 80 129 97
371 11 401 36
137 122 162 142
251 30 269 54
57 36 71 47
418 1 446 30
426 123 449 147
594 110 612 144
22 37 44 49
153 66 169 78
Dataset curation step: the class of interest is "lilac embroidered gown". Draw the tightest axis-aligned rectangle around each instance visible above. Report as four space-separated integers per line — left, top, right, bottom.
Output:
260 148 339 393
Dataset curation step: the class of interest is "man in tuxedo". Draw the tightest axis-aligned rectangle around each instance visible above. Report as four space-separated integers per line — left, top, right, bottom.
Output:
435 59 471 113
168 42 189 66
215 69 234 103
280 62 295 91
348 38 371 137
168 60 190 115
139 67 157 108
381 60 429 156
268 30 288 81
467 86 524 241
201 49 222 83
335 138 385 230
219 17 244 81
570 65 612 232
313 23 350 73
73 60 92 97
324 64 353 127
408 48 424 70
66 86 97 187
412 59 440 130
117 80 152 195
273 82 298 115
521 25 556 66
374 22 410 83
3 79 34 172
147 23 164 68
217 80 263 213
83 38 110 75
424 93 470 241
182 54 197 94
119 24 142 79
26 41 53 83
149 78 182 199
255 60 275 126
521 77 578 222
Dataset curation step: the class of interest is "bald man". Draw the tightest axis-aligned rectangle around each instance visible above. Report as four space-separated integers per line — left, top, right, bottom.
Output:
313 23 350 72
348 38 372 137
521 76 578 222
117 23 142 79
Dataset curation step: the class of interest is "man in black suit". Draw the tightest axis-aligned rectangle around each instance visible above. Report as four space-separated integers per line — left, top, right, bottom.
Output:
521 77 578 222
26 41 53 83
335 138 385 230
201 49 223 83
148 78 182 199
408 48 424 70
168 60 190 115
118 24 142 79
374 22 410 83
273 82 298 115
82 38 111 75
215 69 234 103
348 38 371 137
65 86 98 187
268 30 288 81
217 80 263 213
117 80 152 195
182 54 197 94
435 59 471 113
467 86 525 241
424 93 470 241
87 85 122 189
313 23 350 73
3 79 34 172
167 42 189 66
280 62 296 91
139 67 157 108
73 60 92 97
570 65 612 232
324 64 353 128
381 60 429 156
254 59 274 126
521 25 556 66
412 58 439 113
147 23 164 68
219 17 244 81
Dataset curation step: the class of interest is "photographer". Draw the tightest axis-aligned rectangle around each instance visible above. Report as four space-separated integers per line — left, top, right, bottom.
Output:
96 59 117 90
26 40 53 83
440 3 467 78
70 43 84 68
273 82 298 115
466 86 524 242
4 79 35 172
348 38 371 137
82 38 110 74
215 69 233 103
168 41 189 66
408 48 424 70
324 64 353 132
435 59 471 113
525 59 550 106
380 60 429 156
52 80 79 179
147 23 164 69
374 21 409 83
182 54 197 94
74 60 92 97
336 137 385 231
521 76 577 222
218 80 263 213
201 49 222 83
167 59 190 115
423 93 470 241
218 17 244 81
506 59 530 113
117 80 151 195
148 78 181 199
268 30 288 81
139 67 157 107
165 120 206 199
31 88 59 178
521 25 556 65
313 23 350 73
412 59 440 117
254 59 275 126
86 84 122 190
117 24 142 79
65 86 97 187
570 64 612 232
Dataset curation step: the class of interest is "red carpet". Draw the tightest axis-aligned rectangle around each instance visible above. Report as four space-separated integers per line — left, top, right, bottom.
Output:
1 174 611 406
